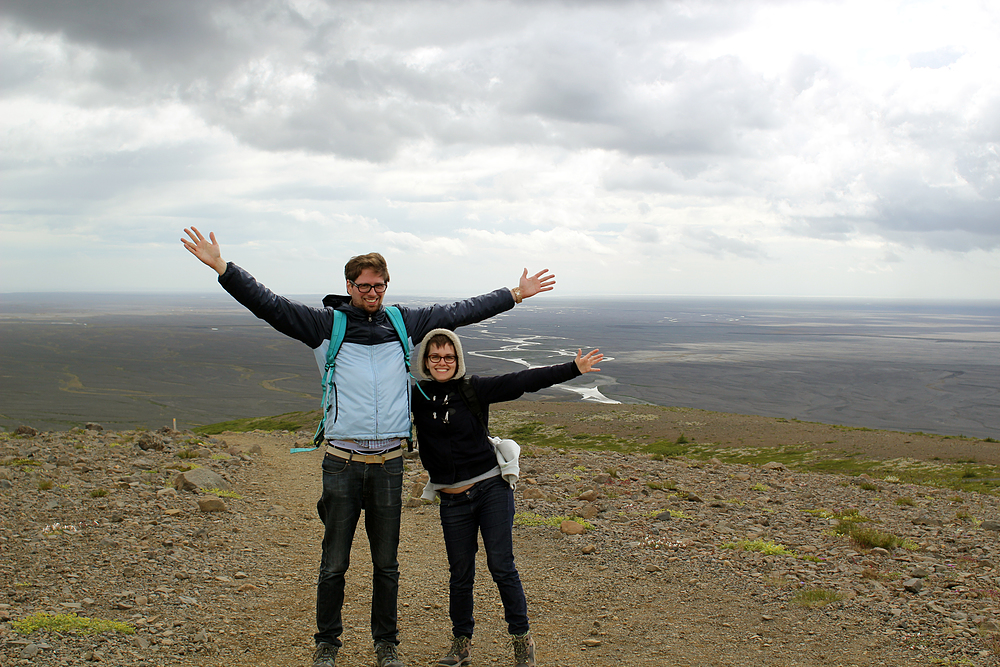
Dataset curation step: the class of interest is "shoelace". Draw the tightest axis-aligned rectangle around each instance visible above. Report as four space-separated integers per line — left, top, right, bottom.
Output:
449 636 469 656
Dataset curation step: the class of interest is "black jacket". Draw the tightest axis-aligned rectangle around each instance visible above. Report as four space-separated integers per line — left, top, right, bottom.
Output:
414 362 581 484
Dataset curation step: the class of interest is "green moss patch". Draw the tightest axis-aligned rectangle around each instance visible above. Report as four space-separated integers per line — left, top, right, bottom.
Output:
12 612 135 636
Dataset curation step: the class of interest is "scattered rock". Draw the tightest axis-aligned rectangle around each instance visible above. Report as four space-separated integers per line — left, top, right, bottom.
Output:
913 514 944 526
173 468 230 493
560 520 586 535
136 432 165 451
198 496 228 512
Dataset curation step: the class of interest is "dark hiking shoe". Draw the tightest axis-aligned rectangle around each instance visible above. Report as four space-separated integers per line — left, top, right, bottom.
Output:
375 640 405 667
312 642 338 667
435 635 471 666
511 631 535 667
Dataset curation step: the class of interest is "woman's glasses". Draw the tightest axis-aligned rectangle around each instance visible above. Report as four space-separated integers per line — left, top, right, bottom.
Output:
427 354 457 364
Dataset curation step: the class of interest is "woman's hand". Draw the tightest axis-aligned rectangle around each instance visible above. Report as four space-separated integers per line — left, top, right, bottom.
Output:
574 348 603 373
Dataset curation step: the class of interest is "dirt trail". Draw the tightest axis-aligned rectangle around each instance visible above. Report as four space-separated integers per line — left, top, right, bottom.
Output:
191 431 928 667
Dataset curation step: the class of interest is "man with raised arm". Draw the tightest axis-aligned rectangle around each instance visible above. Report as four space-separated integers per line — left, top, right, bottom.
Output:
181 227 554 667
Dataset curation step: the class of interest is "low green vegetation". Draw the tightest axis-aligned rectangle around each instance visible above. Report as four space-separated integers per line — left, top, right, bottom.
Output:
792 588 844 607
193 411 321 435
206 487 242 499
722 538 795 556
2 458 41 467
833 522 918 551
195 409 1000 496
513 511 593 530
89 488 109 498
11 612 135 636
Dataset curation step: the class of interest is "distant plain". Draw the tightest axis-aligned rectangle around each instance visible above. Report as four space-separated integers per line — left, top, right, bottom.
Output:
1 292 998 439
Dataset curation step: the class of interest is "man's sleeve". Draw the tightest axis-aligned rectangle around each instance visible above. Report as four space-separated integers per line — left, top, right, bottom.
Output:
400 288 515 344
218 262 331 348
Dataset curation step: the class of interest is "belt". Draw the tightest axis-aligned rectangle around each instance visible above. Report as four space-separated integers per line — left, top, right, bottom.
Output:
325 445 402 464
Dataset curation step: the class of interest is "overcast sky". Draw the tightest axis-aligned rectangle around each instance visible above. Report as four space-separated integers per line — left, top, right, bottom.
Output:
2 0 998 299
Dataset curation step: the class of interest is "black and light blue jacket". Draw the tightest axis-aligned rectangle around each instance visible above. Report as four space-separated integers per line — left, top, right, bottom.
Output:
219 262 514 442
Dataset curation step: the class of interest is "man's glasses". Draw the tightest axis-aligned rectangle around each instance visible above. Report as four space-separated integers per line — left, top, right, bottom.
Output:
349 280 387 294
428 354 457 364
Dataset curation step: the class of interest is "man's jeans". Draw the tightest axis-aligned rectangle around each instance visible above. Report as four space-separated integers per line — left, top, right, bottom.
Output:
315 452 403 647
438 474 529 637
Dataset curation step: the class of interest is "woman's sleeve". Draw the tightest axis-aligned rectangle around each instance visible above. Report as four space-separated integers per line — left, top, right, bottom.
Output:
474 361 582 406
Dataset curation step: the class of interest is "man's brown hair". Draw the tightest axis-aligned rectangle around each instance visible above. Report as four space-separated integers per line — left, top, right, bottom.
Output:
344 253 389 283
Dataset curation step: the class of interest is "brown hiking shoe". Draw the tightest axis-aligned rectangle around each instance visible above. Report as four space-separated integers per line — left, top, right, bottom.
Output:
312 642 338 667
435 635 471 666
511 631 535 667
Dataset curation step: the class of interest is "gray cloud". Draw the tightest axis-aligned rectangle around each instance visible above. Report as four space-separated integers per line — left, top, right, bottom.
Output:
683 227 768 259
2 0 998 266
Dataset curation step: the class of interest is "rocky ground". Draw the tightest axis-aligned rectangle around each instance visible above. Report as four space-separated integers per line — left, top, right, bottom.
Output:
2 401 1000 667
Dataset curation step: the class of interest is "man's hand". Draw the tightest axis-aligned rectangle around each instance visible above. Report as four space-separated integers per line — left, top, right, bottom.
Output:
181 227 227 275
574 348 603 374
518 268 556 299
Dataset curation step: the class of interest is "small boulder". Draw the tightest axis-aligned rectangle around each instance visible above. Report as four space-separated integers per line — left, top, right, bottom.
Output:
14 425 38 437
761 461 786 471
981 520 1000 532
136 432 165 451
85 422 104 431
173 468 230 493
560 520 586 535
912 514 944 527
521 487 545 500
197 496 227 512
903 578 923 593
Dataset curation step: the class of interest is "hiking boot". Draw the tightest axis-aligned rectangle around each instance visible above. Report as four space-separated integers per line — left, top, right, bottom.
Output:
511 632 535 667
375 640 405 667
435 635 471 667
312 642 338 667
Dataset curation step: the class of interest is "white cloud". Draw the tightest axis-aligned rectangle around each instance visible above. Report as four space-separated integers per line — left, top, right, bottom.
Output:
1 0 998 298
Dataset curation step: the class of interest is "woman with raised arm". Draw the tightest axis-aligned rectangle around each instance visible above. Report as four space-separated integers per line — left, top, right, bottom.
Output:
411 329 603 667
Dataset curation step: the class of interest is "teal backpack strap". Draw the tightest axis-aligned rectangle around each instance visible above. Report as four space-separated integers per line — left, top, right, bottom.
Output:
291 310 347 453
383 305 417 451
384 306 409 369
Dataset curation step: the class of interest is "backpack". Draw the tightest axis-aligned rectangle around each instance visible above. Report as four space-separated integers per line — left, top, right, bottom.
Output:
290 306 408 453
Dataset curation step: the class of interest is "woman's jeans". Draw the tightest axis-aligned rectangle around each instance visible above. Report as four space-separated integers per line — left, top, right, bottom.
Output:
315 452 403 647
438 474 529 637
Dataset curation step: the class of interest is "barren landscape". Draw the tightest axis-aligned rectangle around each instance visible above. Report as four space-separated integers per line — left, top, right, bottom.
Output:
3 400 1000 666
